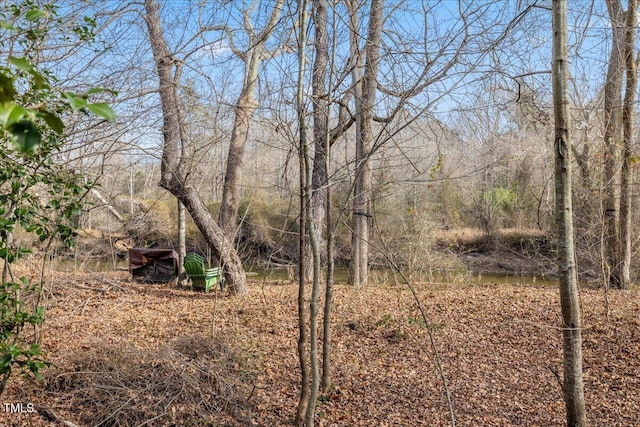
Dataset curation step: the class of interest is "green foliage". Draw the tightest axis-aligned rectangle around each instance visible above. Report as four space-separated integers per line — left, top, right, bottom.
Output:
375 313 394 326
407 316 446 331
0 1 114 157
0 1 115 396
0 280 48 395
429 153 445 179
485 185 516 215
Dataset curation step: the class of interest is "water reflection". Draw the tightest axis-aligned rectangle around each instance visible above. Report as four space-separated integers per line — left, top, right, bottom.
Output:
52 257 558 287
247 266 558 287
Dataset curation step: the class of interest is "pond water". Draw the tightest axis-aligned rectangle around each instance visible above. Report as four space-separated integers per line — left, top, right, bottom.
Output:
245 265 558 287
52 257 558 287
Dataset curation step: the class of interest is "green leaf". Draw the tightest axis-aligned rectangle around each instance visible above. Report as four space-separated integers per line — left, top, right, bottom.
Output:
8 57 34 73
87 103 116 122
8 57 47 89
25 9 47 22
40 110 64 133
9 345 21 358
0 73 16 103
62 92 87 111
0 20 16 30
0 355 12 373
8 120 41 154
87 87 117 95
0 103 27 128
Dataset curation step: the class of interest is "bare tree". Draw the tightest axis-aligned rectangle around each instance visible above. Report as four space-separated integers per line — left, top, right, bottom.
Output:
309 0 336 392
618 0 637 290
340 1 528 287
304 0 330 285
552 0 587 425
603 0 625 288
601 0 637 290
219 0 284 240
143 0 247 294
295 1 312 424
349 0 383 288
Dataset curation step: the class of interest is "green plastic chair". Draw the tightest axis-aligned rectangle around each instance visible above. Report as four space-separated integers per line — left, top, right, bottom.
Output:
183 252 225 292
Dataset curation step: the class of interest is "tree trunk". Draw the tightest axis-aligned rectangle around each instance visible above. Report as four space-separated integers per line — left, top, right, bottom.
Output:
603 0 625 288
304 60 322 427
322 171 335 391
296 2 311 425
346 0 363 287
310 0 334 391
311 0 329 386
219 1 283 241
90 188 123 222
349 0 383 288
619 0 636 290
143 0 246 295
177 199 186 283
218 79 257 240
552 1 587 425
305 0 329 283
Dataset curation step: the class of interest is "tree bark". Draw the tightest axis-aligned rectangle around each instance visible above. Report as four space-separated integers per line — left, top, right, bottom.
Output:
219 0 283 240
304 55 322 427
618 0 636 290
310 0 332 393
322 169 335 391
304 0 329 283
552 1 587 425
346 0 363 287
295 2 311 425
349 0 383 288
144 0 246 295
218 77 257 240
603 0 625 288
177 199 186 283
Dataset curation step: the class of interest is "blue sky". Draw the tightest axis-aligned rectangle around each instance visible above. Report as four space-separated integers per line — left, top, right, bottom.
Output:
10 0 622 159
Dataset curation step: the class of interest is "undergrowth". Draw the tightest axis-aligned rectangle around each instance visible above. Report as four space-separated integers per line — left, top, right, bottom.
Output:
45 335 255 426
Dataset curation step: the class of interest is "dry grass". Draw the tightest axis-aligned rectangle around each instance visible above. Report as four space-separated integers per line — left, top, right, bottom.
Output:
436 227 550 251
44 335 253 426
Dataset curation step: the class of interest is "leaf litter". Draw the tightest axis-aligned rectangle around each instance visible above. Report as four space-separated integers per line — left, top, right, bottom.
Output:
1 271 638 426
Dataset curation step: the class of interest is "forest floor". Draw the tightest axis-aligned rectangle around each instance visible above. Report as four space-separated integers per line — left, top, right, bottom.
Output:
1 270 638 427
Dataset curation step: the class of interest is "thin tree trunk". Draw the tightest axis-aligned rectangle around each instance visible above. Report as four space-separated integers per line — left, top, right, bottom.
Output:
304 67 322 427
603 0 625 288
322 173 334 391
346 0 362 287
177 199 186 283
295 1 311 424
309 0 331 399
305 0 329 283
144 0 246 295
349 0 383 288
552 1 587 425
317 0 335 390
90 188 123 222
619 0 636 290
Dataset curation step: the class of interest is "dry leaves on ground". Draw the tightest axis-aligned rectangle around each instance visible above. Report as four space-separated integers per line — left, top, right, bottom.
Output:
1 271 638 426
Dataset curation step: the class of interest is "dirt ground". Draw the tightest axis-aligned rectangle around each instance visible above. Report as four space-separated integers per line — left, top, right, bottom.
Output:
1 271 638 426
